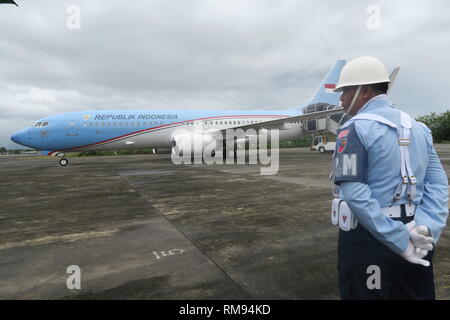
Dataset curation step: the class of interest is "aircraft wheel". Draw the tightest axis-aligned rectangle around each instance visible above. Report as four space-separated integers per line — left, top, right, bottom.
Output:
60 158 69 166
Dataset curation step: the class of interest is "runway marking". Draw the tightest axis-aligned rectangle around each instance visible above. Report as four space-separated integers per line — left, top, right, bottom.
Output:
152 249 184 260
0 229 118 250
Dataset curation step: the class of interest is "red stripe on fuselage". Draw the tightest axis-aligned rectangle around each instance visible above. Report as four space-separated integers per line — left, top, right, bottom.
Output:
48 114 290 155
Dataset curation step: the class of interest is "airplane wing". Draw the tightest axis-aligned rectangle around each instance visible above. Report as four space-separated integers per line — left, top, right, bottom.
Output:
217 65 399 134
203 106 344 136
202 65 398 136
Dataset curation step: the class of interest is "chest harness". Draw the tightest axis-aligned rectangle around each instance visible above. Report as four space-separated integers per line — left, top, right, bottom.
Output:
331 111 417 231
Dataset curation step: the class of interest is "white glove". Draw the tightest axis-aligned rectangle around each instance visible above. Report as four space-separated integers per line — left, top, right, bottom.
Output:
410 224 434 250
401 220 433 267
401 240 430 267
414 247 429 259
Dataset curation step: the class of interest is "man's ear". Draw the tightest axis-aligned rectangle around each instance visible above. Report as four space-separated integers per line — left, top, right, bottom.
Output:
360 85 372 98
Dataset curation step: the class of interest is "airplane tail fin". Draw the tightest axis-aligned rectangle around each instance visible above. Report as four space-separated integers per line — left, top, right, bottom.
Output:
387 67 400 94
308 59 346 105
292 60 346 111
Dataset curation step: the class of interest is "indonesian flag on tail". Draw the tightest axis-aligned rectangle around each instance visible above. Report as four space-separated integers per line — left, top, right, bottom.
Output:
324 83 336 93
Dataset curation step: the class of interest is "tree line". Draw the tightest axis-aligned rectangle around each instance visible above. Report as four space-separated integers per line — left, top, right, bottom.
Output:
416 110 450 143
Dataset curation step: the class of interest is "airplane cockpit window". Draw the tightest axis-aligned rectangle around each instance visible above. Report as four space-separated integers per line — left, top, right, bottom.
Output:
33 121 49 128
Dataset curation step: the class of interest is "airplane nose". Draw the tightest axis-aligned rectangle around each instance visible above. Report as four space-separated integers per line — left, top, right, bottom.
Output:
11 130 26 146
11 132 20 144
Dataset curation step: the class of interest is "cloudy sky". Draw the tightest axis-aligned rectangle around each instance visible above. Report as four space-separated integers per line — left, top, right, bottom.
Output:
1 0 449 148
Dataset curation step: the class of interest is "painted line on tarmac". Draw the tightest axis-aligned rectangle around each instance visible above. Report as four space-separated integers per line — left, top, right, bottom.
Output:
0 229 118 250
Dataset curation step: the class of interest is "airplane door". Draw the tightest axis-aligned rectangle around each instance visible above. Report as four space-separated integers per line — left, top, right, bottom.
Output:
66 120 79 136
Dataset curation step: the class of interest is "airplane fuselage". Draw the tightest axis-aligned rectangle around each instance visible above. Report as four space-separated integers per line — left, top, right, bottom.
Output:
11 109 303 155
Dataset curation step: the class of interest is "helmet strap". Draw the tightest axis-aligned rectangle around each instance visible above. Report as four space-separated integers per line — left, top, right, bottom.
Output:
337 85 362 126
346 85 361 116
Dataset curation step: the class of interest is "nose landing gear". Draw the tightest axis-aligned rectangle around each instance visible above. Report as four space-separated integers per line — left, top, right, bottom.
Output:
59 158 68 166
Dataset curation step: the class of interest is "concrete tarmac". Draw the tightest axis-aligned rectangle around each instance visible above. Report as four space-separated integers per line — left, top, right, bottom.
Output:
0 146 449 299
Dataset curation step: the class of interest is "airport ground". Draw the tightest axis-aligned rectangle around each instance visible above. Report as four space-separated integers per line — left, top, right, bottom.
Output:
0 146 449 299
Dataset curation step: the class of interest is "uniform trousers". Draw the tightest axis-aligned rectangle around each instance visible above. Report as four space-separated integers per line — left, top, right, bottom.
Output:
338 205 435 299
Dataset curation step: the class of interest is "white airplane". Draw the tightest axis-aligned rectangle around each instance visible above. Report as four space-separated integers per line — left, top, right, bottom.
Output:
11 60 348 166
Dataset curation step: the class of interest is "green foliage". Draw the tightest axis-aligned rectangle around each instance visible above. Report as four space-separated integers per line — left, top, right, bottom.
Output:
70 139 315 157
0 148 37 154
416 111 450 143
1 148 25 154
279 136 313 148
73 149 154 157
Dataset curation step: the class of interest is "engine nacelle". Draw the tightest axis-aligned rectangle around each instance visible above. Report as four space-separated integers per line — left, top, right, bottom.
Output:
172 133 218 157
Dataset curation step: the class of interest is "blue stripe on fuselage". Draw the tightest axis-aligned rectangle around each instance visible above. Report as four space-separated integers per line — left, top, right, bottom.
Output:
31 109 297 152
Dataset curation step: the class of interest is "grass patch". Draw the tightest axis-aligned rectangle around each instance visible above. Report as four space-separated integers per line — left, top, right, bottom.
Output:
66 149 154 157
66 138 315 158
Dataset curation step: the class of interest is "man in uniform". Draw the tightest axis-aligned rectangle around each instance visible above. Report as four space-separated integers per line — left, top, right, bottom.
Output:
331 56 449 299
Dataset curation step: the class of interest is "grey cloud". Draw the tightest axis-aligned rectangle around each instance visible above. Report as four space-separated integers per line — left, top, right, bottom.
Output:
1 0 449 148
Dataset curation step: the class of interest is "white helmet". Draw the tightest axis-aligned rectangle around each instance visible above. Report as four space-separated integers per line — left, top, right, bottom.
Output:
333 56 390 92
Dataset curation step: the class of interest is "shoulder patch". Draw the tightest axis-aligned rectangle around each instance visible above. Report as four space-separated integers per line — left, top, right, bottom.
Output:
337 138 347 153
334 122 368 184
338 129 349 139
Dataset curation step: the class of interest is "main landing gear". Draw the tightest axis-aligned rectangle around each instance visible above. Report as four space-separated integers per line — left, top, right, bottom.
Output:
59 158 69 166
